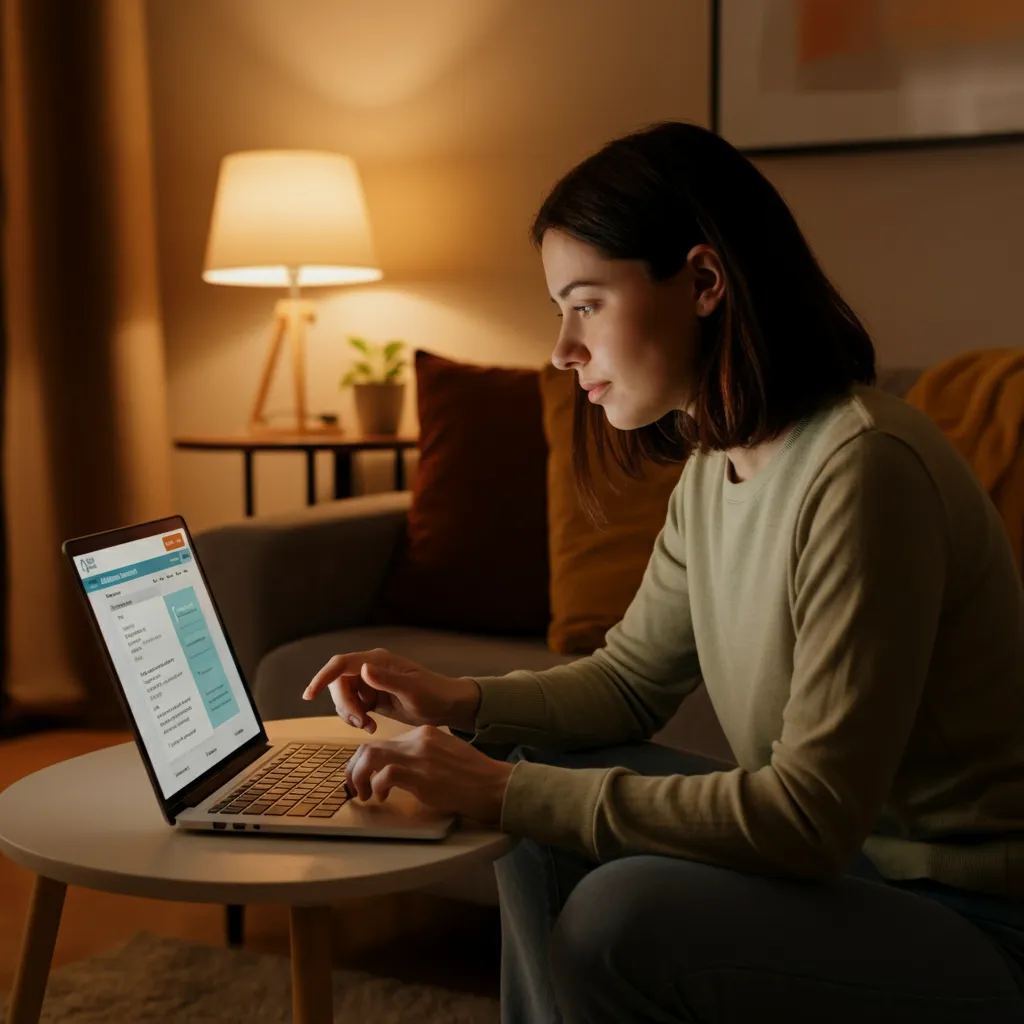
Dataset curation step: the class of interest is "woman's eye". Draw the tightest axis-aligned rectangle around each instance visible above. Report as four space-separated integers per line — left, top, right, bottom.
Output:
555 304 597 319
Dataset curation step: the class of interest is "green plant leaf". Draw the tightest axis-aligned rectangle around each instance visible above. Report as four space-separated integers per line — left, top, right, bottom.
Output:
383 340 405 362
354 360 374 376
340 370 358 387
348 337 370 354
383 364 403 381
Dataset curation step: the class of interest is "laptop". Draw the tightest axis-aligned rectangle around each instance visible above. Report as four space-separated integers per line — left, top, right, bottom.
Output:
62 515 457 841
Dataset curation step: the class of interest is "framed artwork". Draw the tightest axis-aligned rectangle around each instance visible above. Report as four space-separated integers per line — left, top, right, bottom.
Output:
712 0 1024 154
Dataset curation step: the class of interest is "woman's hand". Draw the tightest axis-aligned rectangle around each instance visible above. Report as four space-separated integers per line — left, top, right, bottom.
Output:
302 648 481 736
344 725 514 825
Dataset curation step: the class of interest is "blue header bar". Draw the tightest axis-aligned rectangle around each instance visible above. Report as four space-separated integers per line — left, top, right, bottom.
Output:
82 548 193 593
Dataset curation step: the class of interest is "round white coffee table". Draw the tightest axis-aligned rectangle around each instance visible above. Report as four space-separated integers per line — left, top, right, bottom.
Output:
0 716 512 1024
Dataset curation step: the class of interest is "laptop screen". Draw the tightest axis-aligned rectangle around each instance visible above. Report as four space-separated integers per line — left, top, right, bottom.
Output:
71 523 261 800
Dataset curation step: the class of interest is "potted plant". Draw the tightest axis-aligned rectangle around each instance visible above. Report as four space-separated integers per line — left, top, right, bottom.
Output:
340 336 407 436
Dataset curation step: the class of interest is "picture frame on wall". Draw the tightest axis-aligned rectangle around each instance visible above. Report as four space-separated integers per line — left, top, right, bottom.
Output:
711 0 1024 155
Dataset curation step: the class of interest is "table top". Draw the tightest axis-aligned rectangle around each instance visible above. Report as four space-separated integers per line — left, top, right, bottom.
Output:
0 717 511 905
174 432 418 451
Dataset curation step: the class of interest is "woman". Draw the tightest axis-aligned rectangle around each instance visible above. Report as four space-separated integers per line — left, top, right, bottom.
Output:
302 121 1024 1022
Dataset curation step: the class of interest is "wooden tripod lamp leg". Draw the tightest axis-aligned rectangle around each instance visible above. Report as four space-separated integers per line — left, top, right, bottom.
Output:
288 307 308 432
249 310 288 429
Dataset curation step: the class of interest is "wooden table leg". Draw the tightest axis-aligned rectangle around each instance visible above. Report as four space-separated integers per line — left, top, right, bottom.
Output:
289 904 333 1024
7 875 67 1024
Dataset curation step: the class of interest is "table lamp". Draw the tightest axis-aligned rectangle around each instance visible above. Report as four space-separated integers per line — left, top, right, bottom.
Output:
202 150 383 432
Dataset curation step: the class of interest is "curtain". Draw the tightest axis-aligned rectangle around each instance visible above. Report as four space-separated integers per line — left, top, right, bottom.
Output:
2 0 173 726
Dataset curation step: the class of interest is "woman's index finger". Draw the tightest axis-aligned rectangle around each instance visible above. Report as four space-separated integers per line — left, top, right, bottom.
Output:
304 652 368 698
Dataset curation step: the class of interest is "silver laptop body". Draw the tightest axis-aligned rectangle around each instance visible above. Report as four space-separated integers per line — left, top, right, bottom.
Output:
62 514 456 841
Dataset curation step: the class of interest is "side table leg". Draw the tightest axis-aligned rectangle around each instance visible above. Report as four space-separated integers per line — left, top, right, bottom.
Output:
289 904 333 1024
333 449 353 499
7 875 67 1024
244 450 255 517
394 447 405 491
225 904 245 947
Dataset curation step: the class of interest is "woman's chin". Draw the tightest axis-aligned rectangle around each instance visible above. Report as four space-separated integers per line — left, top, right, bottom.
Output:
600 398 654 431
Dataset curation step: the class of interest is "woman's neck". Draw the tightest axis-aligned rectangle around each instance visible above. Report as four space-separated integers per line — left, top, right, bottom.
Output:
725 425 794 483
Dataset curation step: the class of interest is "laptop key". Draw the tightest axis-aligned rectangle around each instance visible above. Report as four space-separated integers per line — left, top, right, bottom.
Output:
286 803 319 816
262 806 290 816
309 808 338 818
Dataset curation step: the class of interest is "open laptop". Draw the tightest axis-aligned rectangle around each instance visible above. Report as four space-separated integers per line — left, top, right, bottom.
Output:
62 515 456 841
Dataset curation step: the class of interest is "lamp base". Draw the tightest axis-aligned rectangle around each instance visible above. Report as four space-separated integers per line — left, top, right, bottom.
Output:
248 297 318 432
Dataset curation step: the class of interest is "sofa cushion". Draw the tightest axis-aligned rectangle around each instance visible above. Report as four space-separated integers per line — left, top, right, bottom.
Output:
253 625 577 722
372 350 550 636
540 363 685 654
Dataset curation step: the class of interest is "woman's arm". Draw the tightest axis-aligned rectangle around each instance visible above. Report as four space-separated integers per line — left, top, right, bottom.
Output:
462 470 703 751
498 433 948 880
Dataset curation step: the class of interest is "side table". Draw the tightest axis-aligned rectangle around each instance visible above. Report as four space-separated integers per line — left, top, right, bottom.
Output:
0 716 511 1024
174 432 419 517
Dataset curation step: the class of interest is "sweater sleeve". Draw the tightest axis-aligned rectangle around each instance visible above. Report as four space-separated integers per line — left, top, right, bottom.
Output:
464 468 703 750
499 433 949 879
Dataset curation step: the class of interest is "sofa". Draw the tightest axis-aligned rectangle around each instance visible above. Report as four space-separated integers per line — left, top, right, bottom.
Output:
194 366 925 903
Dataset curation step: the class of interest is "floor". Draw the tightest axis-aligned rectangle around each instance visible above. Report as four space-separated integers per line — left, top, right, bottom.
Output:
0 711 502 1000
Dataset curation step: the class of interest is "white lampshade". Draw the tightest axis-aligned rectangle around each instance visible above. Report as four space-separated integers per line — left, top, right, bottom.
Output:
202 150 383 288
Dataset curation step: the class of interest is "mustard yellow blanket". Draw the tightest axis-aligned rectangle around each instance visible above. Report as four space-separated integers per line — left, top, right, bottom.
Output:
906 348 1024 572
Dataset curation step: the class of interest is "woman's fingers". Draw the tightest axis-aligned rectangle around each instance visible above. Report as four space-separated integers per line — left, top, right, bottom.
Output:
323 675 375 732
370 762 412 802
303 649 389 701
346 741 414 801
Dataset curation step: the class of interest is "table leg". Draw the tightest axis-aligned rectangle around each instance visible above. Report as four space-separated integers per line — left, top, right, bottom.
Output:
333 450 353 499
7 875 67 1024
305 449 317 506
244 450 255 517
394 447 405 491
289 904 334 1024
225 904 245 947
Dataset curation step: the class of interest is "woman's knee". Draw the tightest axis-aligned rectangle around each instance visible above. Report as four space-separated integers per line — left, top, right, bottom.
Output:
549 857 688 1010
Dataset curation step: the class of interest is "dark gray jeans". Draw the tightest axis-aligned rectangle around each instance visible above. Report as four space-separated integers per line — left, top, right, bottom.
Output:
493 742 1024 1024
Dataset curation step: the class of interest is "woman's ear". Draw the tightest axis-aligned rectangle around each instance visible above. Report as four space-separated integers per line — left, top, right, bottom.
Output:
686 244 726 318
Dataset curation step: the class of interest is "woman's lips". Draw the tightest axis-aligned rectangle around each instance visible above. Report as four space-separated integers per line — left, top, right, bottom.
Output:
586 382 610 402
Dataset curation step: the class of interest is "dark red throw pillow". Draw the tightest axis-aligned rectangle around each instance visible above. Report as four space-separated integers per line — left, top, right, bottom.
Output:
372 349 550 635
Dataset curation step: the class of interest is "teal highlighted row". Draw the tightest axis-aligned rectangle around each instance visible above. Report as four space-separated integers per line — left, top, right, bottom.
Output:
163 585 238 728
81 548 193 593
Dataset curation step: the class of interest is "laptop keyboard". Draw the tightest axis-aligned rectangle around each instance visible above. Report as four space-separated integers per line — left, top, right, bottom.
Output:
208 742 358 819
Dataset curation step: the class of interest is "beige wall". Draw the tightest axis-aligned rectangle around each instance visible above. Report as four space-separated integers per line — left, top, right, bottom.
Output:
145 0 1024 533
144 0 709 531
760 143 1024 367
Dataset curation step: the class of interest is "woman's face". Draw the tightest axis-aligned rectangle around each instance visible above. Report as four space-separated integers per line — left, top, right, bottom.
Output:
542 229 722 430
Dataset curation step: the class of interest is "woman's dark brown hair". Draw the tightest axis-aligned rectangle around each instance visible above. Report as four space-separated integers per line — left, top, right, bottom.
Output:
530 120 876 522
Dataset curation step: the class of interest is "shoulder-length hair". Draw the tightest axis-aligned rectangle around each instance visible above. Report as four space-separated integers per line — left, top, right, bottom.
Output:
530 120 875 523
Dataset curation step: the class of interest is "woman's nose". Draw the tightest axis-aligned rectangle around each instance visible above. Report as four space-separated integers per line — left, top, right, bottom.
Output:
551 334 588 372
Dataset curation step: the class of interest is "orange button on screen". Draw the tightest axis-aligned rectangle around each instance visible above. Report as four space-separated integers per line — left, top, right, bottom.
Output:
162 533 185 552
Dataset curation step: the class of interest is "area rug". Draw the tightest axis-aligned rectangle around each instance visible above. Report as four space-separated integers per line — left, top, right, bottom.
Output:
0 930 500 1023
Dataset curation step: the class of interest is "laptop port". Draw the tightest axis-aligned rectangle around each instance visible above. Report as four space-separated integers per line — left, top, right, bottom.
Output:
213 822 226 830
232 823 245 830
253 824 261 830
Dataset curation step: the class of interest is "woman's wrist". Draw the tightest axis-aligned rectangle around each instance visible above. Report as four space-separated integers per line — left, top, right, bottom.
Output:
449 676 482 733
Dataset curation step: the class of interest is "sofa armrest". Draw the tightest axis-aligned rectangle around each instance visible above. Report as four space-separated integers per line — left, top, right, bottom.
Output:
194 491 411 684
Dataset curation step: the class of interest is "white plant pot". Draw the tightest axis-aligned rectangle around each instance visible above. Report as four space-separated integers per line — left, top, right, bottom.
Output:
352 382 405 436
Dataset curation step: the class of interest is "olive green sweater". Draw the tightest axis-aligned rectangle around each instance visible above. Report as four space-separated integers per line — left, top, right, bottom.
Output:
469 385 1024 898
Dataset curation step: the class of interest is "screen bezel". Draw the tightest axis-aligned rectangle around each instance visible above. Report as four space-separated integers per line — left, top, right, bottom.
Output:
62 514 269 824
